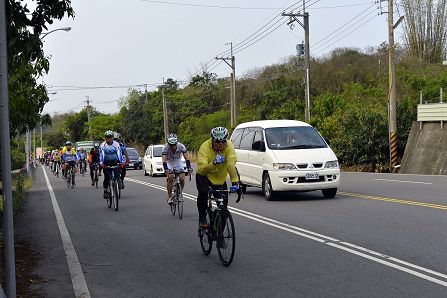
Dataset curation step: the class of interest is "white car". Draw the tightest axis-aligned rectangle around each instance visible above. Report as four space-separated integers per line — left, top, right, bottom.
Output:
143 144 186 177
230 120 340 200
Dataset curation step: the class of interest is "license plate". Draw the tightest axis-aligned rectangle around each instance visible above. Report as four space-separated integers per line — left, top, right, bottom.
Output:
129 163 134 167
305 172 319 180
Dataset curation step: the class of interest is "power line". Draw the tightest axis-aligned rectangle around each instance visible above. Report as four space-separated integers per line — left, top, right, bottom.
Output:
314 13 380 55
312 3 377 48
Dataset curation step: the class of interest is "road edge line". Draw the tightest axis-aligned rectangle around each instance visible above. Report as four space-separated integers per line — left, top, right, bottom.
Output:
42 167 91 298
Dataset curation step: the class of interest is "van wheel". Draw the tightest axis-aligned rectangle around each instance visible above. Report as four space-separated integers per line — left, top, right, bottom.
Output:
144 166 149 176
149 166 154 177
263 173 276 201
322 188 337 198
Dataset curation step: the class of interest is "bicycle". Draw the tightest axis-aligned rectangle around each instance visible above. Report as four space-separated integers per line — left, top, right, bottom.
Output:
198 184 243 267
91 162 99 188
54 161 60 178
167 169 190 219
79 160 87 177
65 163 76 189
104 164 121 211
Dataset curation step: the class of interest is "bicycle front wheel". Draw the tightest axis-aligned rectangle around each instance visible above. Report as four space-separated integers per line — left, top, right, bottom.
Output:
199 213 212 256
177 184 183 220
112 181 119 211
216 209 236 267
107 185 112 208
170 186 177 216
66 170 71 189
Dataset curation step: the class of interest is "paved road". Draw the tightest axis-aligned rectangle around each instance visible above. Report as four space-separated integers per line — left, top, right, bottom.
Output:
17 166 447 297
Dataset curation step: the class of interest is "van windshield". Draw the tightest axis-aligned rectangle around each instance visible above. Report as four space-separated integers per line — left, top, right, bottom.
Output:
265 126 327 150
153 147 163 157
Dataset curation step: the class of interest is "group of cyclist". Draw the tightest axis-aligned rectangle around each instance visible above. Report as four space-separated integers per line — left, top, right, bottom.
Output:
161 126 239 228
45 126 238 228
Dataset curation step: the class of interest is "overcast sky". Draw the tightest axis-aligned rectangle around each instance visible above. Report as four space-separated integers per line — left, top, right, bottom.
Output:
39 0 403 115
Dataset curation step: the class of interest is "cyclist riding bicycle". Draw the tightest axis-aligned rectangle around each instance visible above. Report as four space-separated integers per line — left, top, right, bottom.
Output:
100 130 124 199
89 145 101 186
196 127 238 228
78 147 87 174
114 134 130 189
61 141 78 184
162 133 192 205
53 150 62 173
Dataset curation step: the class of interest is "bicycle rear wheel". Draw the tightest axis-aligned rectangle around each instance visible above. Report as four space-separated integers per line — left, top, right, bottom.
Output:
199 213 212 256
216 209 236 267
112 181 119 211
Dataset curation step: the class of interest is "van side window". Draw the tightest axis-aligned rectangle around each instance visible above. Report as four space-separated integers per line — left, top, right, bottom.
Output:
239 128 255 150
252 129 265 151
230 128 244 149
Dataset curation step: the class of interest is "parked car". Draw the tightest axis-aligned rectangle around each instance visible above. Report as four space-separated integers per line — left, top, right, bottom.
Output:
230 120 340 200
125 147 142 170
143 144 187 177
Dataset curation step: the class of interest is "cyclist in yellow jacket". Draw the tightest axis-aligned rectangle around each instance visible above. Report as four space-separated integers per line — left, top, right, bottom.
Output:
196 127 238 228
61 141 78 183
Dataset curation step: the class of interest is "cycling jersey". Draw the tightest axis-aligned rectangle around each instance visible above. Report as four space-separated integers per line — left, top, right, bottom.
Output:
53 154 61 162
196 139 238 185
100 141 123 165
78 151 86 160
61 147 78 162
162 142 187 163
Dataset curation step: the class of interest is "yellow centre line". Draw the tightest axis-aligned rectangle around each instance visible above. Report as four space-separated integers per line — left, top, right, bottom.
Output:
339 191 447 211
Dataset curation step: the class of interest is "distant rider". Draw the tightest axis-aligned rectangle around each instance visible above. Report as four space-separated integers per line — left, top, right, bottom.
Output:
196 127 238 228
100 131 124 199
162 133 192 205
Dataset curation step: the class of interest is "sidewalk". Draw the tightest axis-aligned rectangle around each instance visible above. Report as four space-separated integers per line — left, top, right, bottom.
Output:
14 166 74 297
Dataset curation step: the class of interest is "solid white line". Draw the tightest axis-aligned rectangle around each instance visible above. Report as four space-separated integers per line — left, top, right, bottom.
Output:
42 167 91 298
128 177 447 286
374 178 433 185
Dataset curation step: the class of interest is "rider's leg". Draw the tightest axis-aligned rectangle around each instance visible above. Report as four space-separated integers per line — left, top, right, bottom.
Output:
166 173 173 202
196 174 210 224
103 168 111 198
179 173 186 189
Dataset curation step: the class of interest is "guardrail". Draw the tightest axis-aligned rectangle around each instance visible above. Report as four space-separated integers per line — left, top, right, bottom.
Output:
417 88 446 129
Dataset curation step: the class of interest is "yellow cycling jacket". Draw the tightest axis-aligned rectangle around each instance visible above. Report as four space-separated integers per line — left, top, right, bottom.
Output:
196 138 238 185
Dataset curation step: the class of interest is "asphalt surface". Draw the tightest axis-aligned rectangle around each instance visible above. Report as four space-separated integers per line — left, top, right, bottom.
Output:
16 166 447 297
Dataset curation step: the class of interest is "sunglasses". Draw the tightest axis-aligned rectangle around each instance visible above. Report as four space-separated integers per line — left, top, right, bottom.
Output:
213 139 227 144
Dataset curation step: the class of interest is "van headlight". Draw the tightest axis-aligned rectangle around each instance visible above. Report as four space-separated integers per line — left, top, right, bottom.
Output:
273 163 297 170
325 160 339 168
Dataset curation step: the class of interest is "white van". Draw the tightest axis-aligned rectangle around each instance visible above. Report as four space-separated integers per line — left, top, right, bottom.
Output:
230 120 340 200
143 144 186 177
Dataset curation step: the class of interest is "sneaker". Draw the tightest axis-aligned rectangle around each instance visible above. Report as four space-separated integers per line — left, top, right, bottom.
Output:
91 181 95 186
119 180 125 189
103 190 109 199
167 197 173 205
199 217 208 229
98 172 102 176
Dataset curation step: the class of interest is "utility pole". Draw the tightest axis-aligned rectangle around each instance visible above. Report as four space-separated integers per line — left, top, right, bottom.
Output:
216 42 237 128
33 127 36 165
25 129 30 175
85 96 92 140
386 0 399 171
162 78 169 142
283 0 311 122
0 0 17 295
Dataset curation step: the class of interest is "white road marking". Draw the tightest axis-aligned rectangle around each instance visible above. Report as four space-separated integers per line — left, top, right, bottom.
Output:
375 178 433 185
42 167 91 298
127 177 447 287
